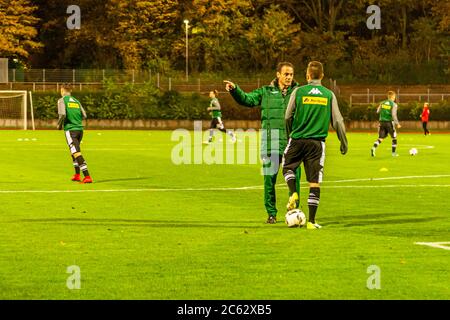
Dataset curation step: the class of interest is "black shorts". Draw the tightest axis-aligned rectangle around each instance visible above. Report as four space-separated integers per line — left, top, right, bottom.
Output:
283 138 325 183
65 130 83 154
210 117 224 129
378 121 397 139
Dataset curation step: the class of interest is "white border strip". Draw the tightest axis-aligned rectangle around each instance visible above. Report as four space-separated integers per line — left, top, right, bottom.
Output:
415 242 450 251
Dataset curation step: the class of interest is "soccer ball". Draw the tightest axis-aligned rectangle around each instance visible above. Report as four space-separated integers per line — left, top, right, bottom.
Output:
285 209 306 228
409 148 418 156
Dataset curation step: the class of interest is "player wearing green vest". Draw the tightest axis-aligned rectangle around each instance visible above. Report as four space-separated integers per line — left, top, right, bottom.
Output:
206 90 236 144
224 62 300 224
57 84 92 183
371 91 401 157
283 61 348 229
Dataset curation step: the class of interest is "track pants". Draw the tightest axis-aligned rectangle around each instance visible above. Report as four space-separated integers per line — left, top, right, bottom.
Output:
263 154 300 217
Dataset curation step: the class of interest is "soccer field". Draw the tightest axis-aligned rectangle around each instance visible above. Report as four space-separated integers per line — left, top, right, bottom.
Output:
0 130 449 300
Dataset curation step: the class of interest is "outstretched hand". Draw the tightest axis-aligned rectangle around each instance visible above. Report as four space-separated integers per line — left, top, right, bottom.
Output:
223 80 235 92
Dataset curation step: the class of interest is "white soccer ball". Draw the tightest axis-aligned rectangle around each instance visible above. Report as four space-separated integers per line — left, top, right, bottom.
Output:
285 209 306 228
409 148 418 156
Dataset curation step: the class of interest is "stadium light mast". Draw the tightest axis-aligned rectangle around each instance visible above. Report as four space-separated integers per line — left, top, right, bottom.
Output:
184 19 189 82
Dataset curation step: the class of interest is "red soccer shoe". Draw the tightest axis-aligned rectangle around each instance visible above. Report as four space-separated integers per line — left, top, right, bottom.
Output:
82 176 93 184
71 174 81 182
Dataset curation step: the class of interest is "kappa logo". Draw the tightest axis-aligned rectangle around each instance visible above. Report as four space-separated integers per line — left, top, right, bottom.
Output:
308 88 323 95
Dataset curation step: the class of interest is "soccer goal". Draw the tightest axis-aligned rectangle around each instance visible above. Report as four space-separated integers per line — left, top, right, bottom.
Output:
0 90 35 130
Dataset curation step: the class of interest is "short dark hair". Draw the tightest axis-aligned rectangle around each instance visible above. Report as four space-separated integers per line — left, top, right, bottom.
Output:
307 61 324 79
61 83 72 92
277 62 294 73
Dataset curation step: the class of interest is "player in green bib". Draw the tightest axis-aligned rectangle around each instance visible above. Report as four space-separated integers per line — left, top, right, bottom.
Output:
283 61 347 229
57 84 93 183
370 91 401 157
206 90 236 144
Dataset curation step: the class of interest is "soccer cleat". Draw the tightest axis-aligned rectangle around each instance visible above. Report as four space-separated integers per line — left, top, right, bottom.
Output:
266 216 277 224
71 174 81 182
231 135 237 143
307 221 322 229
82 176 93 184
392 152 399 157
286 192 299 211
371 148 376 157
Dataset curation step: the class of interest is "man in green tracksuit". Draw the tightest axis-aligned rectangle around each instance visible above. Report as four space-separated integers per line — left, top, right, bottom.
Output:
283 61 348 229
224 62 300 224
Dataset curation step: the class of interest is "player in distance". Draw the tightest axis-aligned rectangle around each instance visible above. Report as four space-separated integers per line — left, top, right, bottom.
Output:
206 90 236 144
57 84 93 183
370 91 402 157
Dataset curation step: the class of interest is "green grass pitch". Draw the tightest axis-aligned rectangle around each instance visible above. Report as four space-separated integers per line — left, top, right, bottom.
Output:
0 129 449 300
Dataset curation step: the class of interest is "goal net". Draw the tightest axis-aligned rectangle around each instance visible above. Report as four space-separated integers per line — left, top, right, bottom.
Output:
0 90 33 130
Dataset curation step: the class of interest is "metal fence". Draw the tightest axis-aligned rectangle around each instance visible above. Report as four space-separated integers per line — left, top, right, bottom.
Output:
3 69 449 104
2 68 341 94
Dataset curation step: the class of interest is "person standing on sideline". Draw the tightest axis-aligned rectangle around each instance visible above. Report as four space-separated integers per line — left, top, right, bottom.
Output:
57 84 93 183
370 91 401 157
283 61 348 229
224 62 301 224
421 102 430 135
206 90 236 144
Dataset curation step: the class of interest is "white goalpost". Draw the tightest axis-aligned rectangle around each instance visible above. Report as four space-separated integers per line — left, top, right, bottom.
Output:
0 90 35 130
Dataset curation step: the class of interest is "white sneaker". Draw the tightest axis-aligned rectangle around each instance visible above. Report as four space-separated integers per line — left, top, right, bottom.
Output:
307 222 322 229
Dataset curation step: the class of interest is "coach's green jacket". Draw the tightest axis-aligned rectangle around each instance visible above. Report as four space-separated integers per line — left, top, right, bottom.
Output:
229 79 298 155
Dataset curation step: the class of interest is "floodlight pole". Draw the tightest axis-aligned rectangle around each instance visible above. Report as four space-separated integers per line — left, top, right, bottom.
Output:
184 20 189 82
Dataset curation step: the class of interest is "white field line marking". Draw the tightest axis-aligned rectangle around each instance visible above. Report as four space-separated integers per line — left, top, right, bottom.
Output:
321 174 450 184
350 144 435 151
414 242 450 251
0 175 449 194
1 184 450 194
402 144 435 149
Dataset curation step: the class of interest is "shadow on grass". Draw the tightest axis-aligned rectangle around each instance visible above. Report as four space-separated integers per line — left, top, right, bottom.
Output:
14 218 267 229
325 212 443 227
93 177 151 184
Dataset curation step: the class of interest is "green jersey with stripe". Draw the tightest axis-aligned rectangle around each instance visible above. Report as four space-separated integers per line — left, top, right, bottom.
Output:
379 99 395 122
210 98 222 118
289 84 334 140
63 95 84 131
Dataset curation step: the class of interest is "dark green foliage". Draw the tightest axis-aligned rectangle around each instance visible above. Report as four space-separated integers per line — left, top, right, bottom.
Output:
31 81 450 121
32 84 210 120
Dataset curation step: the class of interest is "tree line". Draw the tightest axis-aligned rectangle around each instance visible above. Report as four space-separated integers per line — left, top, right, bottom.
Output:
1 0 449 83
